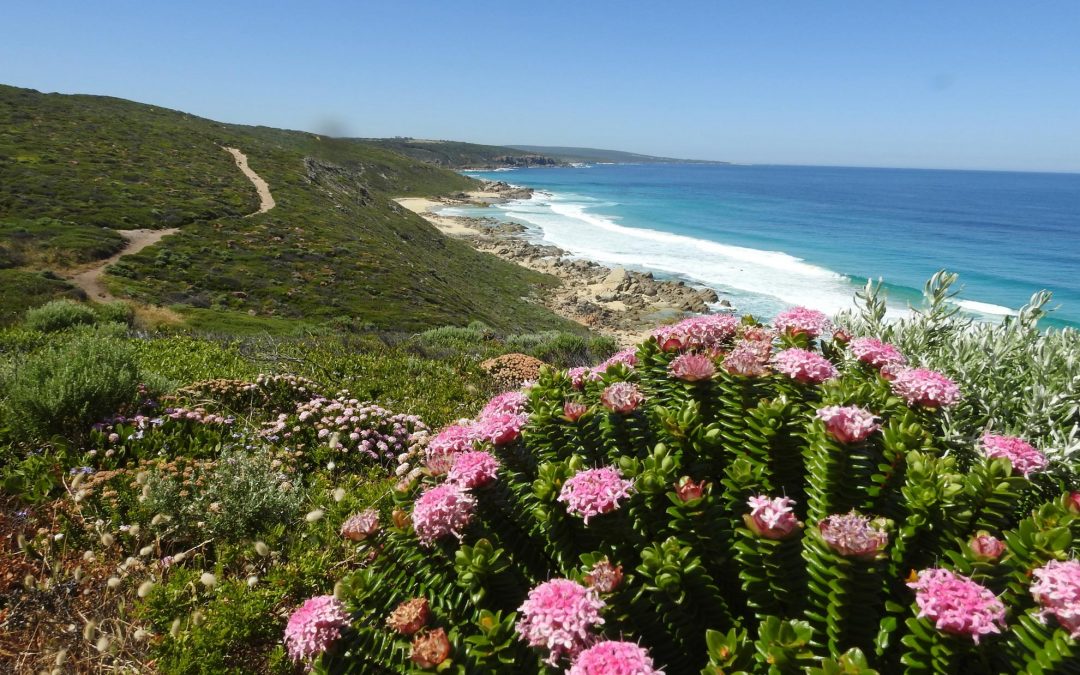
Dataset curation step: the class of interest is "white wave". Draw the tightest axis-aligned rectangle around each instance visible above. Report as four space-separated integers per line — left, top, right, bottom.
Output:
954 299 1017 316
494 192 867 316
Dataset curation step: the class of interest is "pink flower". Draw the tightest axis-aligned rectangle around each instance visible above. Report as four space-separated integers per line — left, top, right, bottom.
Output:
652 314 739 352
980 434 1048 478
481 391 528 419
447 450 500 489
340 509 380 542
386 597 430 636
594 348 639 373
563 400 588 422
745 495 802 540
426 424 478 457
516 579 605 665
970 533 1006 560
774 306 831 338
600 382 645 414
815 405 880 444
1030 559 1080 639
473 413 527 446
772 348 839 384
284 595 351 665
107 432 120 444
568 367 589 390
818 511 889 559
848 337 906 369
832 329 852 345
890 368 961 408
668 353 716 382
674 476 708 502
908 568 1006 643
584 558 624 593
411 484 476 546
724 339 772 377
1069 492 1080 514
558 466 634 524
569 640 664 675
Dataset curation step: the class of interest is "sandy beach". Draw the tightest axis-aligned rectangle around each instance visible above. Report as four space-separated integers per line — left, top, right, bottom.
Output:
396 183 723 345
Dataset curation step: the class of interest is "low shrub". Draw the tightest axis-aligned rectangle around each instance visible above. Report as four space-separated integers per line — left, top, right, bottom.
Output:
323 310 1080 674
24 298 98 332
94 300 135 326
2 334 140 442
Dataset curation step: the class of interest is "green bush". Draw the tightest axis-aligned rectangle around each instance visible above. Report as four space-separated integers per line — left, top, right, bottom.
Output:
331 314 1079 674
24 298 98 332
2 334 140 441
837 271 1080 463
94 300 135 326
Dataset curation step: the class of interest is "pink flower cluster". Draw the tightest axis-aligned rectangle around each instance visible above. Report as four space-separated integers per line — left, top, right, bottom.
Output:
164 407 235 426
447 450 500 489
745 495 802 539
340 509 380 542
266 395 429 461
772 348 839 384
600 382 645 414
848 337 906 369
1030 559 1080 639
473 412 528 446
724 339 772 377
980 434 1048 478
558 466 634 524
516 578 605 664
411 483 476 546
816 405 880 444
818 511 889 559
668 353 716 382
774 306 831 338
889 368 961 408
563 400 589 422
970 533 1006 560
427 423 479 458
283 595 351 665
908 568 1006 643
480 391 528 418
569 640 664 675
652 314 739 352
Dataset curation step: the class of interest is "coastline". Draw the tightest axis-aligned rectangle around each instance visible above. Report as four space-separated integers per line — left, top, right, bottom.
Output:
396 181 724 345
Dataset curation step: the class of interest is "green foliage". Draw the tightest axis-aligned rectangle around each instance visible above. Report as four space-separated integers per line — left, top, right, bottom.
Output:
336 319 1080 674
0 217 125 267
837 272 1080 466
24 298 98 332
1 333 139 441
0 268 81 325
1 84 576 333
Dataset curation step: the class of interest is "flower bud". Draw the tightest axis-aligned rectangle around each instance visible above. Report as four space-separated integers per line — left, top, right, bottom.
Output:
387 597 430 635
970 532 1006 560
584 558 624 593
410 627 451 669
674 476 708 502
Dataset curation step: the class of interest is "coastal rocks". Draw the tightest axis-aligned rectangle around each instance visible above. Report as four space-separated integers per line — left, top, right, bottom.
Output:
402 187 732 344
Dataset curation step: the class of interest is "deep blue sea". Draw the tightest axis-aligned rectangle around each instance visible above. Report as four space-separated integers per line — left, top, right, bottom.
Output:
451 164 1080 329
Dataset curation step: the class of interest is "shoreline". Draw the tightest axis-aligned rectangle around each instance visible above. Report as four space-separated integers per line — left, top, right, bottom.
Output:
396 181 725 345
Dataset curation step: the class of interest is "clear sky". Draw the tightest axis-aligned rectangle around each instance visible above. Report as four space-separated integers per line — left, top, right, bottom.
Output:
3 1 1079 172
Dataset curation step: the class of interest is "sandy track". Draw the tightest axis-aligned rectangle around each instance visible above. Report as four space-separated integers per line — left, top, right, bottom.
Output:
64 147 276 302
68 228 179 302
224 147 276 214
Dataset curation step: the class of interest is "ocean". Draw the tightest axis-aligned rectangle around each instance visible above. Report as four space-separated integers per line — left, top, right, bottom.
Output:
447 164 1080 329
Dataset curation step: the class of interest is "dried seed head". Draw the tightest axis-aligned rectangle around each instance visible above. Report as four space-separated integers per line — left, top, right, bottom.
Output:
107 577 122 589
305 509 325 523
254 541 270 557
137 581 155 598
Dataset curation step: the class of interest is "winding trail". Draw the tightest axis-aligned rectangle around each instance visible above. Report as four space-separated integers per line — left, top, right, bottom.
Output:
65 146 276 301
223 146 276 214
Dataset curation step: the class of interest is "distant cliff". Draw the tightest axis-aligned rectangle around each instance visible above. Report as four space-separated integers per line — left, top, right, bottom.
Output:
356 138 565 169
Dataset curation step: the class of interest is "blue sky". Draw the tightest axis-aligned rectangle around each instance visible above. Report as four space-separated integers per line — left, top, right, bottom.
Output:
3 1 1079 172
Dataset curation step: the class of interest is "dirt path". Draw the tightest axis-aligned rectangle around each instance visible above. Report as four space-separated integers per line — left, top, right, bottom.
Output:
64 147 276 302
224 146 276 214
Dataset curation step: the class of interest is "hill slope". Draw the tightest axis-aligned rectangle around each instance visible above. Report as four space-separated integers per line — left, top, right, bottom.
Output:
507 144 727 164
0 85 578 332
356 137 563 169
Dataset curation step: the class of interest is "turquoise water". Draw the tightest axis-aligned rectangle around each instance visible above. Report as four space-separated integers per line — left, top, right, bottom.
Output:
453 164 1080 328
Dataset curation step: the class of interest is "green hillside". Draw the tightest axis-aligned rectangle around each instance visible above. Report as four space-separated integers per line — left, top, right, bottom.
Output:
0 85 578 332
356 137 563 169
507 144 728 164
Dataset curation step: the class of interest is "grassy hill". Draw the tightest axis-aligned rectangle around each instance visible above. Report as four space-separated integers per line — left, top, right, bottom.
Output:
356 137 563 169
0 85 579 332
507 144 728 164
